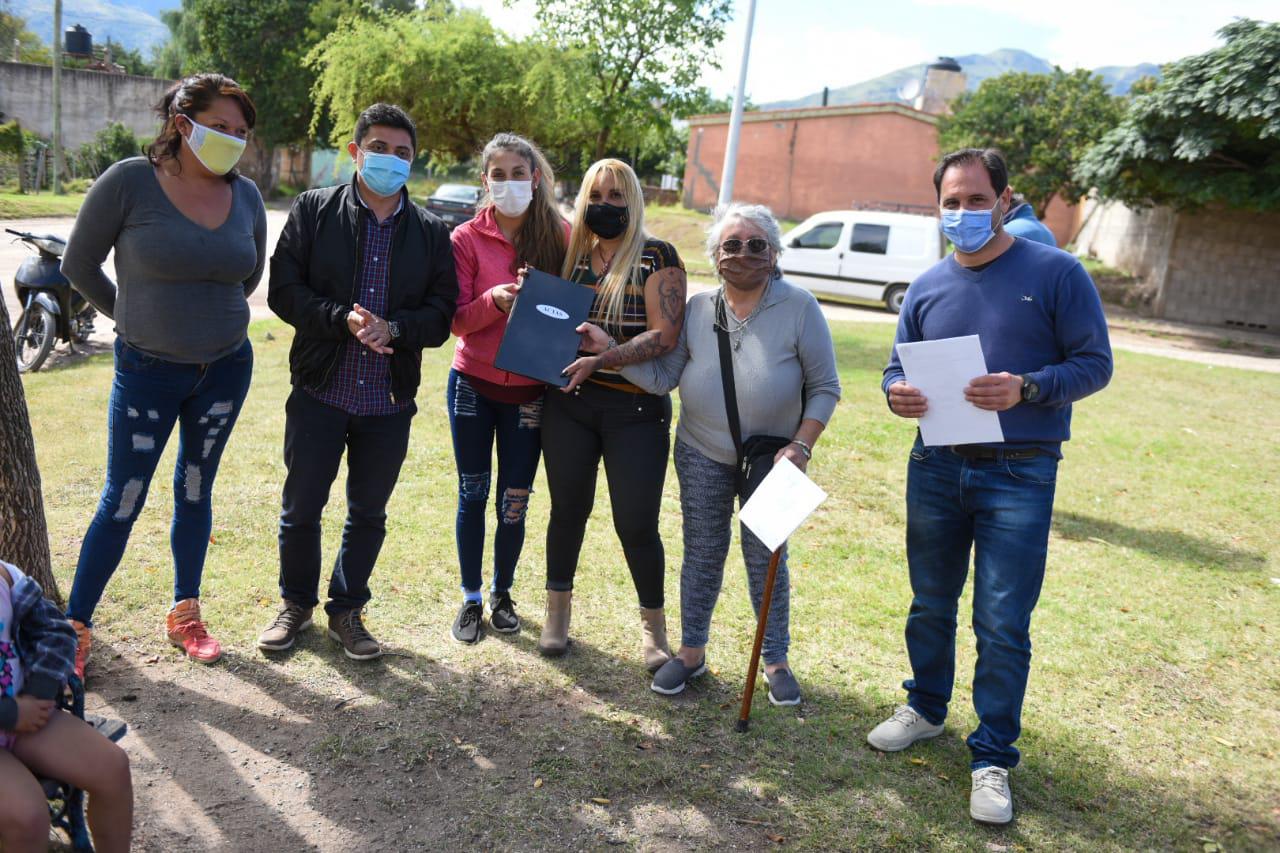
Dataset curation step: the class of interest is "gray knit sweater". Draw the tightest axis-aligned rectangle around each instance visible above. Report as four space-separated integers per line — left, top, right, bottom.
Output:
61 157 267 364
621 278 842 466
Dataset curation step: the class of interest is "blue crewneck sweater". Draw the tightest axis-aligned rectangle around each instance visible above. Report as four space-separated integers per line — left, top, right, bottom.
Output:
882 238 1113 457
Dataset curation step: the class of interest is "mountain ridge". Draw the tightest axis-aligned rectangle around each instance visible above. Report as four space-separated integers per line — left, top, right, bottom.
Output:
760 48 1162 110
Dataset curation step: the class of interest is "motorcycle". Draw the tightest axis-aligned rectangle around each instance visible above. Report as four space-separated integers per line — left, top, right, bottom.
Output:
7 228 98 373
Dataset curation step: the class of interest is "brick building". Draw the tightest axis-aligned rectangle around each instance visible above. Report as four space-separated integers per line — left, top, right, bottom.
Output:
683 102 1078 246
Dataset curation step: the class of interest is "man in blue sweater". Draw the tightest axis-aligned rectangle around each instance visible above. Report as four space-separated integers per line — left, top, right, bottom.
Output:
869 148 1113 824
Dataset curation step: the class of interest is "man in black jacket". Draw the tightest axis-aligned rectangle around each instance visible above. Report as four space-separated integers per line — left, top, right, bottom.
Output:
259 103 456 660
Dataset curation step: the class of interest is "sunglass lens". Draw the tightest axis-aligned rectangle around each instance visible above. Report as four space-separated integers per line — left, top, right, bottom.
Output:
747 238 769 254
722 239 743 254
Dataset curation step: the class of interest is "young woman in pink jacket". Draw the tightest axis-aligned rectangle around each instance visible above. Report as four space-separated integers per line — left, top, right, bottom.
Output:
447 133 568 644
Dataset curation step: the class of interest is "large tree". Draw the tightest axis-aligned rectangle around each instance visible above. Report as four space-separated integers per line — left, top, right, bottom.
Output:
525 0 732 162
0 299 60 603
1076 19 1280 212
310 7 591 166
938 68 1123 216
0 1 51 64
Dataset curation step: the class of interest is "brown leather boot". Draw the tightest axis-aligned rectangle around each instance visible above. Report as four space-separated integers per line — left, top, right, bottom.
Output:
538 590 572 657
640 607 672 673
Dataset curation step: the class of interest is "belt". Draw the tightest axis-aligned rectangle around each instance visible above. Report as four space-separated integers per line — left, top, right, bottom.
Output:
949 444 1044 461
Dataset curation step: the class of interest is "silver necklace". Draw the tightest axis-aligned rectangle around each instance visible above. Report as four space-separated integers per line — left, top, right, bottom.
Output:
720 281 769 351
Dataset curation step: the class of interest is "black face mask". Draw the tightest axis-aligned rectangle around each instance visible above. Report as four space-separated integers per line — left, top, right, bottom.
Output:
585 202 628 239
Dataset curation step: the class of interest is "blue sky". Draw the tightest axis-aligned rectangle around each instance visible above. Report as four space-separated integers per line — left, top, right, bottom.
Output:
470 0 1279 103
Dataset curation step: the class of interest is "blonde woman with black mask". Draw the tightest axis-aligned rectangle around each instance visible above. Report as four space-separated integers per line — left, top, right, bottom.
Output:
537 159 686 672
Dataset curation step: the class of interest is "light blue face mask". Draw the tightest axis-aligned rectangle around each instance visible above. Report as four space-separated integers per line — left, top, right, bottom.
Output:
939 203 1003 254
358 150 411 197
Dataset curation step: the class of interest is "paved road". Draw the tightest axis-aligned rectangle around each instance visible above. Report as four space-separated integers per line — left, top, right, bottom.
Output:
3 212 1278 374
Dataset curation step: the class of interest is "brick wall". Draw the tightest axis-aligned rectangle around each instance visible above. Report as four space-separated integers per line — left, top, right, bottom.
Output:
683 105 941 222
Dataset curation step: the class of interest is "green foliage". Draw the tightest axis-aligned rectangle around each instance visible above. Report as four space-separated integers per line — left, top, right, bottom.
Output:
0 3 51 64
1076 19 1280 212
74 122 144 177
939 68 1122 216
525 0 732 162
310 7 590 167
102 37 156 77
0 120 24 160
153 0 203 80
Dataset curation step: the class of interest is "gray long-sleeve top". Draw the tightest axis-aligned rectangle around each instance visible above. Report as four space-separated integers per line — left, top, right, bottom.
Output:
61 157 268 364
621 278 842 466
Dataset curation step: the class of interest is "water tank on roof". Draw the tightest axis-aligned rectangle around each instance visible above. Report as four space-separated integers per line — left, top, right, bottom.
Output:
64 24 93 58
914 56 966 115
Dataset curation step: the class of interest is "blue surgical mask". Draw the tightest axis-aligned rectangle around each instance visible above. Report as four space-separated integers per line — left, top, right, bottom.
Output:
358 150 410 197
939 203 1002 254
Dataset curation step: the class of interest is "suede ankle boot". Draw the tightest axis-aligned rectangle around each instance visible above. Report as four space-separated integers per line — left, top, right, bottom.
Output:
538 590 572 657
639 606 672 673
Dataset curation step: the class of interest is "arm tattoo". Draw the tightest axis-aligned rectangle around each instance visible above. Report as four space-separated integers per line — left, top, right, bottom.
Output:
597 330 667 368
656 269 686 327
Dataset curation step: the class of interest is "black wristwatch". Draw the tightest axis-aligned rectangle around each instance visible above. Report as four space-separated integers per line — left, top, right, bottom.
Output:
387 320 402 341
1019 374 1040 403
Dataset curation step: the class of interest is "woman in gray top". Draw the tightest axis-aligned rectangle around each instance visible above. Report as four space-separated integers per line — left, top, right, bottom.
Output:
579 203 841 705
60 73 266 678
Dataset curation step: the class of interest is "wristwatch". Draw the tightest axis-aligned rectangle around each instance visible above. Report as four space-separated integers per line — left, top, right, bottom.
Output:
387 320 402 341
1019 374 1040 403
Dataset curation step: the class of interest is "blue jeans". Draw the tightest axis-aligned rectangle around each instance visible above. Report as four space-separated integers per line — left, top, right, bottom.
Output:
902 437 1058 769
277 387 415 616
67 337 254 625
446 370 543 597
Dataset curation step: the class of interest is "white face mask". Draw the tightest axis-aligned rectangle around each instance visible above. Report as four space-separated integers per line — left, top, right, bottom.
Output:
489 180 533 217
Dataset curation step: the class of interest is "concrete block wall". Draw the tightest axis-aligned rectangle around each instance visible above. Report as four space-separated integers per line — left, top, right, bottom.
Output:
0 61 172 149
1162 208 1280 331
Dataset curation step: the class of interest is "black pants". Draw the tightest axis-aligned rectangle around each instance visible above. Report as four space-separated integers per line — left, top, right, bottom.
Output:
278 387 415 616
541 381 671 608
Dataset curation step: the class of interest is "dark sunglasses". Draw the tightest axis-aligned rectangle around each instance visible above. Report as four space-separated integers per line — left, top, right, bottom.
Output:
720 237 770 255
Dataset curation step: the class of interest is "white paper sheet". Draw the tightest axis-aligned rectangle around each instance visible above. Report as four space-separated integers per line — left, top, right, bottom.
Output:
739 457 828 553
894 334 1005 447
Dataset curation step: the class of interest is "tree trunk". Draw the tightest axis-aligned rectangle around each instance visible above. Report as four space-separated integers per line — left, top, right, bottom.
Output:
0 296 60 603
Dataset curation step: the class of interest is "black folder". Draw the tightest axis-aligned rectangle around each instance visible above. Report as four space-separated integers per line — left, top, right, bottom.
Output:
494 269 597 387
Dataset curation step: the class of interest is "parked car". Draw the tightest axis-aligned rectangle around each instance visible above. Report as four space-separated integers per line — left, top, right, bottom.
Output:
779 211 943 313
423 183 482 229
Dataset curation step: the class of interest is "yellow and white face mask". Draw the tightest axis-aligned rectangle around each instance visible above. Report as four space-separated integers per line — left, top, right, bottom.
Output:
182 117 247 176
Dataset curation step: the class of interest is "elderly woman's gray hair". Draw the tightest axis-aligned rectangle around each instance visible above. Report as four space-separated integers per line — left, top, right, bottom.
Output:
704 203 784 264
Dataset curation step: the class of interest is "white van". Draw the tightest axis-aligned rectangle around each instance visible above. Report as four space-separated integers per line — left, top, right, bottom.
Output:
779 211 943 313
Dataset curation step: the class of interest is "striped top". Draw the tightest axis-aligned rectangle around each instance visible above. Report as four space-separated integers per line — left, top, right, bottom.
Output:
569 238 683 392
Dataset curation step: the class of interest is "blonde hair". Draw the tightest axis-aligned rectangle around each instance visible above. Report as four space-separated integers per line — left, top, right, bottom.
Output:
478 133 567 275
561 158 647 329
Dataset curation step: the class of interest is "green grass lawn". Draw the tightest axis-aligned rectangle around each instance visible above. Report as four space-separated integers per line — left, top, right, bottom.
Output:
20 321 1280 850
0 190 87 219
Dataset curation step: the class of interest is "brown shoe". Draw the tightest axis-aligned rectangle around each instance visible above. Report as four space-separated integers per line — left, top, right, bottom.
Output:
537 590 571 657
640 607 672 673
258 601 313 651
70 619 92 681
327 609 382 660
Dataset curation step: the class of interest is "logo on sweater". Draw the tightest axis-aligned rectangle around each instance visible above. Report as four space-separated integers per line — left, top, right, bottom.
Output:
536 304 569 320
1021 295 1034 302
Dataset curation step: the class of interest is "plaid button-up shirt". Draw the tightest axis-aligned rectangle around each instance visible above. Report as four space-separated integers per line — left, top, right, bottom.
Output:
308 192 411 416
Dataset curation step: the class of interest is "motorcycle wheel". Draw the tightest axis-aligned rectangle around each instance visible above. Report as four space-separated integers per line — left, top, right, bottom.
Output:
13 304 56 373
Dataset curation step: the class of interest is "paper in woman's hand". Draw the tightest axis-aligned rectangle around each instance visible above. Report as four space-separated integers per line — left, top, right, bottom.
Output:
739 457 828 552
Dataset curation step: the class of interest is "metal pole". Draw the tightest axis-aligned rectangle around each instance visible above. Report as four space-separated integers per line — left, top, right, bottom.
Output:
717 0 757 207
52 0 63 195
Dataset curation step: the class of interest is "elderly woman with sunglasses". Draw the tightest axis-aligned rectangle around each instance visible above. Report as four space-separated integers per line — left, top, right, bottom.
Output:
578 202 841 704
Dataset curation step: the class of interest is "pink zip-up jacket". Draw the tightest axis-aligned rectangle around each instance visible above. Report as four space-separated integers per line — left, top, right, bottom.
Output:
449 205 570 386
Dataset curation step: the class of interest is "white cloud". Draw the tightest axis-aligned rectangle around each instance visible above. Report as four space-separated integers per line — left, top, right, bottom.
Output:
913 0 1279 68
708 24 929 103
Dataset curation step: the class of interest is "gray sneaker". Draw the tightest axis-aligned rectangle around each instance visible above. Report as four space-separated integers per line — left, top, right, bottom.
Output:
650 656 707 695
970 766 1013 824
764 667 802 706
257 601 313 651
327 609 383 660
867 704 945 752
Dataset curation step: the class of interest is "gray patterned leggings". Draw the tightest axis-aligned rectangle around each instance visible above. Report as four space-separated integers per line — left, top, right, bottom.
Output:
674 438 790 664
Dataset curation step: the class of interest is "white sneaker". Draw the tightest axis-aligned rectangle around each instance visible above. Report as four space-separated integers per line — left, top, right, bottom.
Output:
866 704 945 752
970 766 1013 824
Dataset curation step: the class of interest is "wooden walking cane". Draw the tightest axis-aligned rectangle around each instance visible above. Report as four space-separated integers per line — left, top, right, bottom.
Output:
736 545 783 732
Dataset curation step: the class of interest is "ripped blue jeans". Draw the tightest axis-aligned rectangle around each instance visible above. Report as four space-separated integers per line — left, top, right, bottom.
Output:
66 337 253 625
446 369 543 598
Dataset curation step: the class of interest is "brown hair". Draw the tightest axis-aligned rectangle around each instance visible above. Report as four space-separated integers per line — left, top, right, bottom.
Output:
478 133 567 276
147 73 257 182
